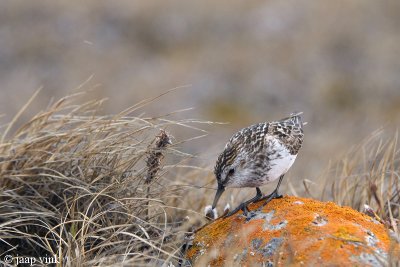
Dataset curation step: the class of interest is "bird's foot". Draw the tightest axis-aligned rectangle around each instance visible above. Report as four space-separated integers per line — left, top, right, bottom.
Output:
223 202 249 218
259 190 282 209
256 190 283 203
223 188 263 218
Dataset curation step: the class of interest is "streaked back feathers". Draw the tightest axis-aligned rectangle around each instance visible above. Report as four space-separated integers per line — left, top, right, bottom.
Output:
214 112 304 185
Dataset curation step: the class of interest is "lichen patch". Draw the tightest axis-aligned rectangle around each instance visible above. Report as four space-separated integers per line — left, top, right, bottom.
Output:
188 196 399 266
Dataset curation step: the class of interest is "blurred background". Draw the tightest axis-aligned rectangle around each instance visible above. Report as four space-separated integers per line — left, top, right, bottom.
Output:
1 0 400 193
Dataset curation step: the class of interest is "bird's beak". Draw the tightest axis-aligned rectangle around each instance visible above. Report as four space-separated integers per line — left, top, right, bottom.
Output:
212 183 225 209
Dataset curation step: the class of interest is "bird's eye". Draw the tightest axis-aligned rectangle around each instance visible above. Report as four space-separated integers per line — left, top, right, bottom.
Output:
228 168 235 176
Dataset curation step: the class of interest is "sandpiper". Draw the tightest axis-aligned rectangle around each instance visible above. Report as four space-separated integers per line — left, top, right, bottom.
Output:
212 112 304 217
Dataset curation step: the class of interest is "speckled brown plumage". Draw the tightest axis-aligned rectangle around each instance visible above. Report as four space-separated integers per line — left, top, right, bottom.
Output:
211 112 305 217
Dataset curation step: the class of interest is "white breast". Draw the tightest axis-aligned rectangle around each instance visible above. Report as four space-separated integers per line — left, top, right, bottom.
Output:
266 139 296 182
227 137 297 188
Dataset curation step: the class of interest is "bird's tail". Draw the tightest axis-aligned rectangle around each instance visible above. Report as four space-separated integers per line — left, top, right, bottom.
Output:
289 111 304 128
279 111 304 128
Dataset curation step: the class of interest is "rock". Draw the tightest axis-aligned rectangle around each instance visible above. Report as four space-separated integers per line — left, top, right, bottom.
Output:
187 196 399 266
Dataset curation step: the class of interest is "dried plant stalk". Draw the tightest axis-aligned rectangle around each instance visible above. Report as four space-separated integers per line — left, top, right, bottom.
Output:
0 92 206 266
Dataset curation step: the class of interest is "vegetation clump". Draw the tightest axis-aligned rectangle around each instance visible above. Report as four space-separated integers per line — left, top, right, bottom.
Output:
0 93 203 266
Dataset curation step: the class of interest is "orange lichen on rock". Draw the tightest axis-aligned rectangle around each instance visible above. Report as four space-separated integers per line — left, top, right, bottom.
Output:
187 196 399 266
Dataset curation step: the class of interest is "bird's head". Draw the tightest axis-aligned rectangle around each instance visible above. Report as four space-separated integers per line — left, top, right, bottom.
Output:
212 142 247 209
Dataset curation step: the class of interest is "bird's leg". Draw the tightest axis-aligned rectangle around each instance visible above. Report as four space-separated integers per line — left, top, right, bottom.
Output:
258 175 285 207
223 187 263 218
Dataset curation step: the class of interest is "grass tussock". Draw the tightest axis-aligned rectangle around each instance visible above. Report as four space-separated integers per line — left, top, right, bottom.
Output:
0 92 207 266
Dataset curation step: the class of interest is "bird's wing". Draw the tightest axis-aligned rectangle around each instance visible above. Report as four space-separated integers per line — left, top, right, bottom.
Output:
268 115 304 155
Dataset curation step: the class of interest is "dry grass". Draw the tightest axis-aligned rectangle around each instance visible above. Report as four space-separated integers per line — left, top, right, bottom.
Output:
0 92 209 266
